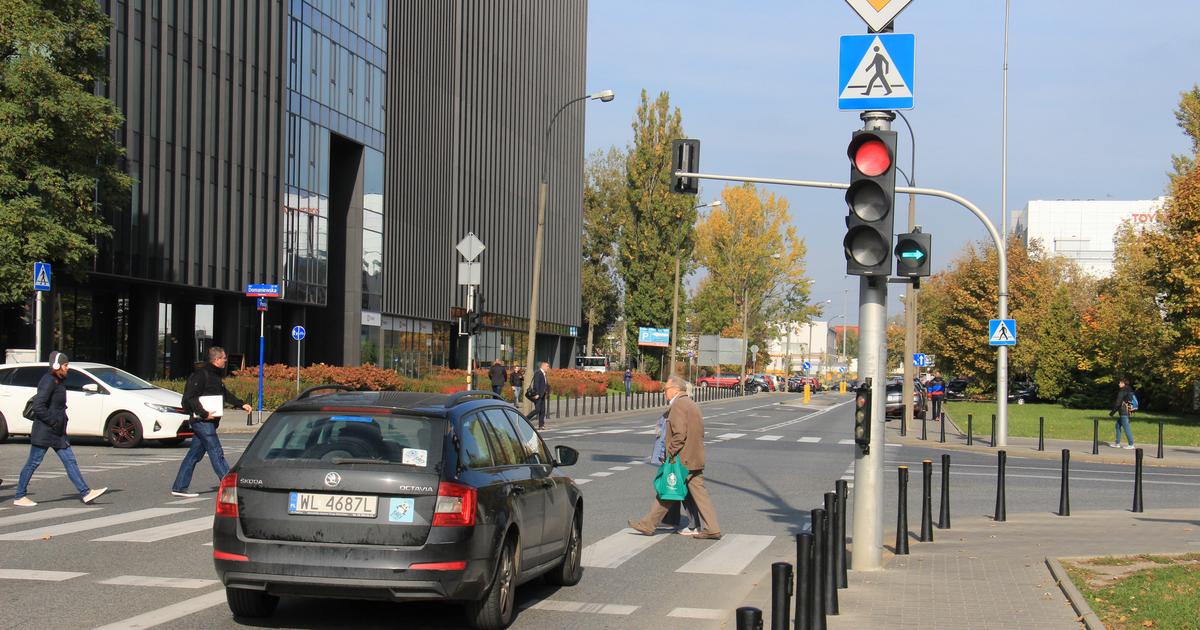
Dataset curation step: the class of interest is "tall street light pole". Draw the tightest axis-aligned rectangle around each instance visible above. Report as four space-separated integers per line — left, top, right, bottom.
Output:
523 89 614 412
670 199 722 378
895 111 919 439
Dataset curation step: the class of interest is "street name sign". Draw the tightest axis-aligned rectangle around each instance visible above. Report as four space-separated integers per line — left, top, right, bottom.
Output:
246 283 281 298
844 0 915 33
989 319 1017 346
33 262 51 291
839 33 915 111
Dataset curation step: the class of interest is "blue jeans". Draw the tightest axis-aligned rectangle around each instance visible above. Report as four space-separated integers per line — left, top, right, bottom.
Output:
1115 415 1134 446
15 445 90 499
172 421 230 492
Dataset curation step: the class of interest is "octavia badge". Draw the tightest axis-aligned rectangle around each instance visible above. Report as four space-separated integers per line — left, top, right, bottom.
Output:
324 472 342 488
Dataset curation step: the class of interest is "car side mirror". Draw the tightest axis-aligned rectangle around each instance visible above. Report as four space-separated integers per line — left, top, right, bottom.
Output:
554 445 579 467
82 384 100 393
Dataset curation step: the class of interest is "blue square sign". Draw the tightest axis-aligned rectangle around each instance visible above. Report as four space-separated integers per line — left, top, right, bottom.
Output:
989 319 1017 346
33 262 51 292
838 33 915 111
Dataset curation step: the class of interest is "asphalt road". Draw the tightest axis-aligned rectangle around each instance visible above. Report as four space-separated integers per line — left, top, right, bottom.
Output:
0 390 1193 629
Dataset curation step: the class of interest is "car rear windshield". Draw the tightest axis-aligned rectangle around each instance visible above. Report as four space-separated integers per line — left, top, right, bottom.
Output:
240 412 443 468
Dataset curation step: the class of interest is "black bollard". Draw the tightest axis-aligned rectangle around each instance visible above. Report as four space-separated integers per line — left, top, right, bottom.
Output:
920 460 934 542
900 407 907 437
605 393 609 414
939 412 946 443
921 410 927 440
736 607 763 630
938 453 951 529
1093 418 1100 455
991 414 997 447
1158 421 1164 459
1059 449 1071 517
247 410 253 426
834 479 848 589
556 395 561 419
822 492 839 615
795 533 814 630
967 414 973 446
808 508 827 630
895 466 910 554
1132 447 1144 513
771 562 793 630
994 450 1007 522
574 393 580 417
1038 417 1045 451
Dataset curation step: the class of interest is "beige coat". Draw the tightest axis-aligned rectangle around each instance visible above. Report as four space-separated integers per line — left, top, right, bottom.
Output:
665 394 706 471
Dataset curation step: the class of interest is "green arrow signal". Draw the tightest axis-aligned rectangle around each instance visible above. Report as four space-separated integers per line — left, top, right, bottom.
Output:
900 249 925 260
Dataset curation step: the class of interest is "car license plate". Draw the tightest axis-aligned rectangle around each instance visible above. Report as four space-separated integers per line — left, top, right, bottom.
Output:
287 492 378 518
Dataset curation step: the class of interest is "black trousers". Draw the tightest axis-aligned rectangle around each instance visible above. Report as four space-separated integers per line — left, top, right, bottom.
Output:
931 396 943 420
534 397 547 427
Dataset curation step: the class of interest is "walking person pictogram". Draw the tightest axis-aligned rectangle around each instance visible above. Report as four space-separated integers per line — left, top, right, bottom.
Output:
862 46 893 95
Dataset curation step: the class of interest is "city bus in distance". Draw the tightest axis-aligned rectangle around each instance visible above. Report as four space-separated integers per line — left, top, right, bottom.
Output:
575 356 609 372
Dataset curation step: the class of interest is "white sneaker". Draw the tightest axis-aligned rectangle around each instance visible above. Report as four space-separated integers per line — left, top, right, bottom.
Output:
1122 444 1135 450
1108 442 1122 448
171 491 200 498
82 487 108 504
13 497 37 507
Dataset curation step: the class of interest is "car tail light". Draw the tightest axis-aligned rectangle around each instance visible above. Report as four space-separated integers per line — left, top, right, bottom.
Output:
409 560 466 571
216 473 238 518
213 550 248 562
431 482 476 527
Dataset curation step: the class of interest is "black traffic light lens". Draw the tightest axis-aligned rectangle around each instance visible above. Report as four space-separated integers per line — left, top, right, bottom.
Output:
844 226 889 267
855 425 866 440
845 180 889 221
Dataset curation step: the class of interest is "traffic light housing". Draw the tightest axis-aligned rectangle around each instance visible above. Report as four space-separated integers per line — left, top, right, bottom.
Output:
843 129 898 276
854 378 873 453
465 310 483 335
894 229 931 279
670 139 700 195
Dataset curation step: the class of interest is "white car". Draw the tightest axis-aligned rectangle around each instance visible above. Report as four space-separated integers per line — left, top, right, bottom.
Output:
0 362 193 448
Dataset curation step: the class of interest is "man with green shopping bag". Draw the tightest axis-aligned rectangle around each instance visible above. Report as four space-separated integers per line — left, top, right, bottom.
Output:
628 376 722 540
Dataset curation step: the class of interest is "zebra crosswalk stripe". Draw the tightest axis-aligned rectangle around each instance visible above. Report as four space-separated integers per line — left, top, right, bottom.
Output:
0 508 195 541
675 534 774 575
0 507 102 528
668 607 726 620
581 528 669 568
798 437 822 443
92 515 214 543
0 568 87 581
756 435 783 441
97 575 219 589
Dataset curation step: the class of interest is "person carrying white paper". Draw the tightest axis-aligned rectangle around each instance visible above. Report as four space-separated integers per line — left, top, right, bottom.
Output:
171 346 251 498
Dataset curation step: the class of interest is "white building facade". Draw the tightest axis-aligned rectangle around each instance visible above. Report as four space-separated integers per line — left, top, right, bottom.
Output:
1013 197 1168 277
766 321 841 374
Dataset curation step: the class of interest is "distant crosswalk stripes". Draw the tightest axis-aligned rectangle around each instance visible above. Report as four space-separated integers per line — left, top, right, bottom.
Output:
581 528 670 568
0 507 102 529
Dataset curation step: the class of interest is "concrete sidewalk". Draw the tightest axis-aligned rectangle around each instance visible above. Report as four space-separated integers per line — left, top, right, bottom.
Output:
736 508 1200 629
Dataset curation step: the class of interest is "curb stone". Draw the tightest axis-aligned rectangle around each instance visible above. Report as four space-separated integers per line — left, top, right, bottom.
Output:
1045 557 1107 630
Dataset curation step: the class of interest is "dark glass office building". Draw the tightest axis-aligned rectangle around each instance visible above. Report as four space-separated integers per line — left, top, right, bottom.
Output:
2 0 587 379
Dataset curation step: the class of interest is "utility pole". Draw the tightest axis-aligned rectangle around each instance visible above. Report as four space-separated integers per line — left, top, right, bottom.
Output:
669 256 681 378
740 286 749 395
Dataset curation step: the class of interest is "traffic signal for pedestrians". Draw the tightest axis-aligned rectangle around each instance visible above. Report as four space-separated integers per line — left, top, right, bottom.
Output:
854 378 873 452
894 228 931 279
843 129 898 276
670 139 701 195
467 294 484 335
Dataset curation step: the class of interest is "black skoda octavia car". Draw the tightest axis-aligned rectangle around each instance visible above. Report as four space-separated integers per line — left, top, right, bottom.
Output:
212 387 583 629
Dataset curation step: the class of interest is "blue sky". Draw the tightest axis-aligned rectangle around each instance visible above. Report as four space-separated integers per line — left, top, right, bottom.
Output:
584 0 1200 324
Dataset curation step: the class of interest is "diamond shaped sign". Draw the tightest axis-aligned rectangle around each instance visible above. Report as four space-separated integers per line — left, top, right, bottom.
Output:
844 0 914 33
456 232 486 262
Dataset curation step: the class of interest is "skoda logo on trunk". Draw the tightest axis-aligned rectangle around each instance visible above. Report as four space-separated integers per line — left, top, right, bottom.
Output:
324 472 342 488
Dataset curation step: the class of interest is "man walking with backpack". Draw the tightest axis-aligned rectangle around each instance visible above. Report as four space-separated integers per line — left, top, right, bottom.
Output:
171 346 252 497
1108 378 1137 449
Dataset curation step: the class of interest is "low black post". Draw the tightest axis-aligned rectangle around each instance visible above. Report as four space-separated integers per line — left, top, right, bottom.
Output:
1132 447 1144 513
939 412 946 443
994 450 1007 522
1093 418 1100 455
834 479 848 589
1059 449 1071 517
556 395 561 419
575 393 580 417
794 533 814 630
920 460 934 542
895 466 909 555
771 562 793 630
937 454 951 529
967 414 973 446
1157 421 1164 459
822 492 839 615
736 607 763 630
247 410 253 426
900 408 907 437
991 414 997 447
1038 417 1045 451
808 508 827 630
605 393 609 414
639 392 644 409
921 411 927 440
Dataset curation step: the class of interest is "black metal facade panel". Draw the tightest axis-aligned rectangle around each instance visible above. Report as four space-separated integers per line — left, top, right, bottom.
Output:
96 0 285 294
383 0 586 328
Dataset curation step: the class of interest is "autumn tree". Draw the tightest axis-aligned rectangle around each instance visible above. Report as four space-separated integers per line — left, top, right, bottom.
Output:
617 90 696 374
581 147 626 355
0 0 131 303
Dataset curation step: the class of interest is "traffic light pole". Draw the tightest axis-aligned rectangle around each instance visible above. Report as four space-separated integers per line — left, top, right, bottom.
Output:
855 274 887 570
466 284 476 391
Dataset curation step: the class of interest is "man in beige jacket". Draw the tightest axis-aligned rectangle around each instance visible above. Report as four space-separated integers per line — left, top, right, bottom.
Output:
629 375 722 540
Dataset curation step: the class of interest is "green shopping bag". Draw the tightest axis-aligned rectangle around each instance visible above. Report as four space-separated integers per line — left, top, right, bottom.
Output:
653 455 689 501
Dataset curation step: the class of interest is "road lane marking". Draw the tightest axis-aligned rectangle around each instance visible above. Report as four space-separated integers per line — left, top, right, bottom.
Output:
637 429 658 435
608 466 631 471
521 600 638 615
0 569 87 581
98 575 219 589
0 508 195 541
599 429 632 434
581 528 670 568
668 607 726 620
165 497 212 505
798 437 822 443
589 472 613 477
89 589 226 630
93 516 214 542
0 507 103 529
573 479 592 485
838 439 856 445
560 429 593 434
715 433 746 440
675 534 775 575
756 435 783 441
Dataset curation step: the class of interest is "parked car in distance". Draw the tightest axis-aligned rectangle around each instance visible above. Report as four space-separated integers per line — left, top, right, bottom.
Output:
945 376 972 400
695 373 741 389
744 375 772 393
0 362 192 448
885 379 927 420
1009 380 1039 404
212 387 583 629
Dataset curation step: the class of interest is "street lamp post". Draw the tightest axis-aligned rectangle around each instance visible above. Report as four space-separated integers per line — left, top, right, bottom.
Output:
895 111 920 442
670 199 721 378
523 89 613 412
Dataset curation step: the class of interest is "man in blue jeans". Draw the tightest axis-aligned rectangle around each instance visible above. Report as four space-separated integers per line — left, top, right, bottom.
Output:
1108 378 1136 450
172 346 252 497
14 351 107 506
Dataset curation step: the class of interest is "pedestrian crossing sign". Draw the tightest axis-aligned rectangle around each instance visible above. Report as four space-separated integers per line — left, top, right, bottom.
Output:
988 319 1017 346
33 262 51 291
838 33 915 111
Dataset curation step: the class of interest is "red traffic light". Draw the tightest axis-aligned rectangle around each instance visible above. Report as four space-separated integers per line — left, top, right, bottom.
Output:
852 139 892 177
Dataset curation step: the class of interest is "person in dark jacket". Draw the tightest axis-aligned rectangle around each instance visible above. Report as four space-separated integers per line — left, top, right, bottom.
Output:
927 371 946 421
488 360 507 396
529 361 550 429
13 351 107 507
1108 378 1136 449
509 366 524 403
171 346 252 497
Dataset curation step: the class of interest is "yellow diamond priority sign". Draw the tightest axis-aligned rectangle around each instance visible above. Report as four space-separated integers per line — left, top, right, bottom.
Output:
844 0 915 33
